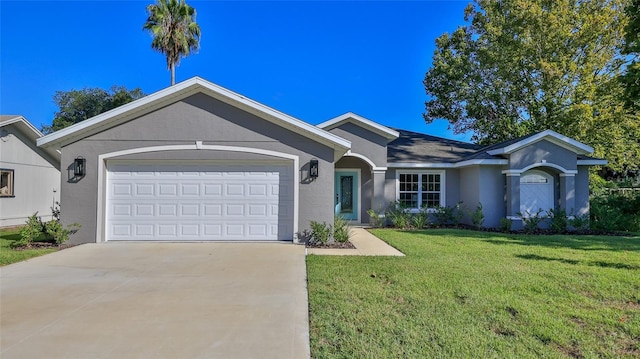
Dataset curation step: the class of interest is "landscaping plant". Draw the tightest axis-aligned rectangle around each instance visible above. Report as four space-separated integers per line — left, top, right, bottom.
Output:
471 202 484 228
309 221 332 245
333 215 351 243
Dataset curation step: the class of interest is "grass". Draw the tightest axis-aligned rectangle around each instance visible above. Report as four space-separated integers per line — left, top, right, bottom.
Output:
307 229 640 358
0 227 57 266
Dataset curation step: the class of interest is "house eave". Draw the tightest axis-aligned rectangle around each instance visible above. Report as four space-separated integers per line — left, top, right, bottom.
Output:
487 130 594 156
388 159 507 168
317 112 400 141
37 77 351 153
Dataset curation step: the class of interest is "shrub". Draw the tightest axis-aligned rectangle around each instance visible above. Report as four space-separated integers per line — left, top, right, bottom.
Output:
590 189 640 232
546 208 568 233
500 218 512 232
386 201 413 229
517 209 546 233
15 212 45 248
45 220 80 245
434 202 465 226
568 212 590 231
471 203 484 228
412 207 430 229
309 221 332 245
333 215 351 243
366 207 386 228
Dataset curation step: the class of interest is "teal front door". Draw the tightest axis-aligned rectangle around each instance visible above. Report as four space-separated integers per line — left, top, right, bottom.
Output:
334 170 359 221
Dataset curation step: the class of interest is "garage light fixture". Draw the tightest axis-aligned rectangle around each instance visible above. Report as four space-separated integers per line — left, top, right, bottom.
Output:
310 159 319 179
74 157 86 177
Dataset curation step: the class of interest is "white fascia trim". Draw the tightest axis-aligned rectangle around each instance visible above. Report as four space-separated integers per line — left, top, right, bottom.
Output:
577 159 608 166
96 144 300 243
387 158 507 169
487 130 594 156
342 151 388 171
388 162 455 168
454 158 508 167
317 112 400 140
1 115 44 138
38 77 351 152
502 163 578 175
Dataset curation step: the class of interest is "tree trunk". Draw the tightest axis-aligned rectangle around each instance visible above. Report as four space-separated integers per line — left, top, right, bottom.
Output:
170 62 175 85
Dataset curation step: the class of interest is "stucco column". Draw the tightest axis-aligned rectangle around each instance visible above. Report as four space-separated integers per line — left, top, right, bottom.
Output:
505 173 520 217
559 174 576 213
371 170 387 212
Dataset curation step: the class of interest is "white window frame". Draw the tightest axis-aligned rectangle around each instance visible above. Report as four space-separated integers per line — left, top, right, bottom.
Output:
395 170 446 212
0 169 15 197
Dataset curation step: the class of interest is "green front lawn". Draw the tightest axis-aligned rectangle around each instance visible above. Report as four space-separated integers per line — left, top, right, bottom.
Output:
307 229 640 358
0 228 57 266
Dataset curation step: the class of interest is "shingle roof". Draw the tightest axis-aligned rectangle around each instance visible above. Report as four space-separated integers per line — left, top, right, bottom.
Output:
387 128 482 163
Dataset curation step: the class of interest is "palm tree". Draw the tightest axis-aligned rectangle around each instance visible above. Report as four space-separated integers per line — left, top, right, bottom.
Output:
143 0 201 85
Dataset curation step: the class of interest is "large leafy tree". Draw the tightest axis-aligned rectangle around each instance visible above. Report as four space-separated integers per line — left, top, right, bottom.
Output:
42 86 145 134
143 0 201 85
424 0 640 171
622 0 640 110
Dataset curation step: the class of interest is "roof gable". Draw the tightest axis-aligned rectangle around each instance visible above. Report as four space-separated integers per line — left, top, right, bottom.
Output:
1 115 60 164
317 112 399 141
486 130 594 156
37 77 351 153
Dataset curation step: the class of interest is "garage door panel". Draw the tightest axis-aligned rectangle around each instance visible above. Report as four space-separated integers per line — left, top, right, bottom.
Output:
106 163 293 241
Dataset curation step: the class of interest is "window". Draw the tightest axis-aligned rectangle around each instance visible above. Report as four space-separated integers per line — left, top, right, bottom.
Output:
397 171 444 209
0 169 14 197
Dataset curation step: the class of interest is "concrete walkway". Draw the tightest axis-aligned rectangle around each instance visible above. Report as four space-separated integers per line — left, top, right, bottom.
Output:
1 242 309 359
306 227 405 256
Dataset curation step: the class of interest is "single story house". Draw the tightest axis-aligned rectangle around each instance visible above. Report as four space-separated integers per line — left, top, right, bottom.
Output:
1 115 61 227
36 77 606 244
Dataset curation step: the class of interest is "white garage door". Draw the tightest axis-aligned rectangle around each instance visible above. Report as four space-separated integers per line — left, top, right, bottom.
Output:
106 162 293 241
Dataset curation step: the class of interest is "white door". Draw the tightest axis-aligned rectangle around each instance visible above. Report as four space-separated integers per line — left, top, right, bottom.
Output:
520 170 554 216
106 162 293 241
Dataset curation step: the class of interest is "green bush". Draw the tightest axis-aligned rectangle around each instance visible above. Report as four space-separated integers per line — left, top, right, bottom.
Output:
546 208 568 233
500 218 512 232
568 212 590 231
366 207 386 228
590 189 640 232
333 215 350 243
45 220 80 245
471 203 484 228
309 221 332 245
386 201 413 229
433 202 465 226
411 207 430 229
517 209 546 233
15 212 45 248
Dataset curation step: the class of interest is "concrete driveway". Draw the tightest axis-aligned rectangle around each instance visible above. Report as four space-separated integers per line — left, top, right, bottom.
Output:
1 242 309 359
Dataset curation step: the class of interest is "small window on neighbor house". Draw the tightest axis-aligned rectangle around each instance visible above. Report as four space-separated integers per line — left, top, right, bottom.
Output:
0 169 14 197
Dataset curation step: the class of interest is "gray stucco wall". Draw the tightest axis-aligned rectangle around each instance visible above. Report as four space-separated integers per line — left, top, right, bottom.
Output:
477 166 505 227
0 125 60 227
575 166 590 216
59 93 337 243
510 140 577 171
335 156 372 223
327 123 388 167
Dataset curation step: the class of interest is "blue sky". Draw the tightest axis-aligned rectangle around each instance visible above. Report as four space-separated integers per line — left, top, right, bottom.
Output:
1 0 471 141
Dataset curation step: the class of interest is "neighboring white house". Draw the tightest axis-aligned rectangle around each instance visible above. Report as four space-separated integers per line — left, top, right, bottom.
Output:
0 115 60 227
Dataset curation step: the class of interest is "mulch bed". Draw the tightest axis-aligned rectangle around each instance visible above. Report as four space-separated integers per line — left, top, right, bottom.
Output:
12 242 76 251
305 241 356 249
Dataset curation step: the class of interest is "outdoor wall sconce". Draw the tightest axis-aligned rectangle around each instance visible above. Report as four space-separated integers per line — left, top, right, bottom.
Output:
74 157 86 177
309 159 319 179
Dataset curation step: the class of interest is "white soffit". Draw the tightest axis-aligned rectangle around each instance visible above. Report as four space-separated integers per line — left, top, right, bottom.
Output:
487 130 594 156
36 77 351 153
317 112 400 140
